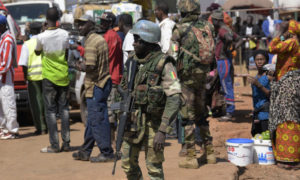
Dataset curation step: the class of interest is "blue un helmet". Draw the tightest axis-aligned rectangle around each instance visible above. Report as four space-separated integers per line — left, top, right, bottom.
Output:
130 20 161 44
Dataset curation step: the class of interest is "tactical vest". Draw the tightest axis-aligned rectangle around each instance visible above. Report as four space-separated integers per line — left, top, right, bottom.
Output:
134 52 169 114
123 51 173 144
25 38 42 81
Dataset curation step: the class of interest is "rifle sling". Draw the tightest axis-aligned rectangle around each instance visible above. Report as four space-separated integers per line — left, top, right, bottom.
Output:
180 47 210 64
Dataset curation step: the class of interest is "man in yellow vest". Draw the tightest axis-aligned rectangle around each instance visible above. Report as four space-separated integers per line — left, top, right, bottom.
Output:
19 22 47 135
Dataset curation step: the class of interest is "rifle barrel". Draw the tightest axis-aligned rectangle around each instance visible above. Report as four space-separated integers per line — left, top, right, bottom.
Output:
112 157 117 175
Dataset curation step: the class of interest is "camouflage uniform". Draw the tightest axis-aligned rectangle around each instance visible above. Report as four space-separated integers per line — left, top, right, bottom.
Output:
170 0 216 168
121 50 181 179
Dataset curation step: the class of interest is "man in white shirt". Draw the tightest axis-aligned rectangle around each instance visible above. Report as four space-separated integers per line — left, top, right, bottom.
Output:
35 7 70 153
118 13 134 65
155 1 175 54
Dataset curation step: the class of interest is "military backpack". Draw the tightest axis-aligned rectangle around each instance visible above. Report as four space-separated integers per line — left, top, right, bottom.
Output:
180 21 215 65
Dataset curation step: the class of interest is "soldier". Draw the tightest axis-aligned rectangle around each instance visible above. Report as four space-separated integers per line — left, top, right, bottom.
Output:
170 0 216 168
120 20 181 180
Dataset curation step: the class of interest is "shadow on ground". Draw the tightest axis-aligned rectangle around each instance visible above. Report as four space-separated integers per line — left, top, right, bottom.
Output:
231 109 252 123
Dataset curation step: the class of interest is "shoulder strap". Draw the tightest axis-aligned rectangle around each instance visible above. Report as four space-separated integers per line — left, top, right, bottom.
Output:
155 54 176 74
180 21 197 42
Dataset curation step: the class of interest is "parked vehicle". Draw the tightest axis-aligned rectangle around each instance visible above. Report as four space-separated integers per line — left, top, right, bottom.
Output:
5 1 61 36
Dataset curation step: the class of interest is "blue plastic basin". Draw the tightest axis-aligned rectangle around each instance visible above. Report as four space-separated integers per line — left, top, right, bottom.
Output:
226 138 254 144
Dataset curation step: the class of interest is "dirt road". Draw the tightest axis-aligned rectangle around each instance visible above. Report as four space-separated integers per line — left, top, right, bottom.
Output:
0 85 299 180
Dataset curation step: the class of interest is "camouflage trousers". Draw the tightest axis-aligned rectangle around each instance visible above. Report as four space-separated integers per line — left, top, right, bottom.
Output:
107 84 118 124
180 72 213 154
121 121 164 180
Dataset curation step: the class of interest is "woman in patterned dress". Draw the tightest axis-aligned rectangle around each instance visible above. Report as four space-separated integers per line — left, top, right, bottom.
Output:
268 20 300 169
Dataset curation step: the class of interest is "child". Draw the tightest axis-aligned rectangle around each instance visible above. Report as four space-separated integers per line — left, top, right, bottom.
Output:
247 50 273 136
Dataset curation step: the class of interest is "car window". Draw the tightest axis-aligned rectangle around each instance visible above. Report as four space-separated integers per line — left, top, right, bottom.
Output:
6 4 50 25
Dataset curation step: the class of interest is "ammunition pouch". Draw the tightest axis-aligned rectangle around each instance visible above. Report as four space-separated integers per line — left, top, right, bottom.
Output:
134 84 148 105
123 110 146 144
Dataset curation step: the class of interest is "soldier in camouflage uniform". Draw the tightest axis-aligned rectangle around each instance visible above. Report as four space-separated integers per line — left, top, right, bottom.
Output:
120 20 182 180
170 0 216 169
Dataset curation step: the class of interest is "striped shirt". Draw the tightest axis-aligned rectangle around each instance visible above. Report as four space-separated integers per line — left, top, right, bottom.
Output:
84 32 110 98
0 30 15 84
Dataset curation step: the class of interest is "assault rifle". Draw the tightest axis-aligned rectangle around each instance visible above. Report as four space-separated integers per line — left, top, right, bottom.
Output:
112 59 137 175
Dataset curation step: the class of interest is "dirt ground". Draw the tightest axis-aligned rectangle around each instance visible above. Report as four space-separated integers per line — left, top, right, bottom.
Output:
1 80 300 180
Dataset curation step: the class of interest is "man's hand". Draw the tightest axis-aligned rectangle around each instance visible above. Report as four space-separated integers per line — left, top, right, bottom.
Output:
247 75 260 87
153 131 166 152
75 61 86 72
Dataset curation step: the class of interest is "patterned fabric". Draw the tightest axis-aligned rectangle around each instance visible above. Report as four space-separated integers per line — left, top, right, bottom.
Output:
119 49 181 143
268 37 300 81
131 50 181 133
172 14 214 159
208 12 233 28
269 70 300 135
0 30 15 84
107 84 118 123
273 121 300 163
84 32 111 98
177 0 200 14
288 20 300 36
171 14 213 75
122 122 164 180
181 82 212 154
0 30 18 134
120 50 181 180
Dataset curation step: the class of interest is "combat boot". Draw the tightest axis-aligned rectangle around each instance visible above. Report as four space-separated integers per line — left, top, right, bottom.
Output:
205 144 216 164
197 144 217 165
178 143 187 157
178 149 199 169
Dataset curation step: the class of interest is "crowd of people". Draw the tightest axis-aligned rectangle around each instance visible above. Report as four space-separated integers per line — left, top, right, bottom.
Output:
0 0 299 179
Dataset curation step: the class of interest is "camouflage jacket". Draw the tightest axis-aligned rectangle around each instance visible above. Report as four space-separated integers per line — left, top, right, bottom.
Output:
171 14 215 76
120 49 181 143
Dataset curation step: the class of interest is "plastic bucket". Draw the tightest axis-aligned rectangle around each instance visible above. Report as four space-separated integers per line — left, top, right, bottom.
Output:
226 138 254 166
253 139 275 165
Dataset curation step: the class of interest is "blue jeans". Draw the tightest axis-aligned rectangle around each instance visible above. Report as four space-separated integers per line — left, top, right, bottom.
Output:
82 80 113 156
217 59 235 114
43 79 70 150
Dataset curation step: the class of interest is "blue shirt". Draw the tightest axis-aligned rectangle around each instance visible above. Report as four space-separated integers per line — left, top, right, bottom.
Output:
251 75 270 120
262 19 282 37
117 31 125 43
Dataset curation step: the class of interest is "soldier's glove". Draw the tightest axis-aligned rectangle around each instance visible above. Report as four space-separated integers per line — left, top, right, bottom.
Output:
153 131 166 151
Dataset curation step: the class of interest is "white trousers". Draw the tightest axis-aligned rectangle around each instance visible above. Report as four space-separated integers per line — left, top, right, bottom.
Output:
0 83 18 133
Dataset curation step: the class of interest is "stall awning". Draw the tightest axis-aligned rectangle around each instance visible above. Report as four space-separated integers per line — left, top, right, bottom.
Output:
223 0 273 10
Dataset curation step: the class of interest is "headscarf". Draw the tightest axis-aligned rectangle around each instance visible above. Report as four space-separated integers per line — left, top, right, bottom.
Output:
288 20 300 36
208 11 233 28
211 10 223 20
